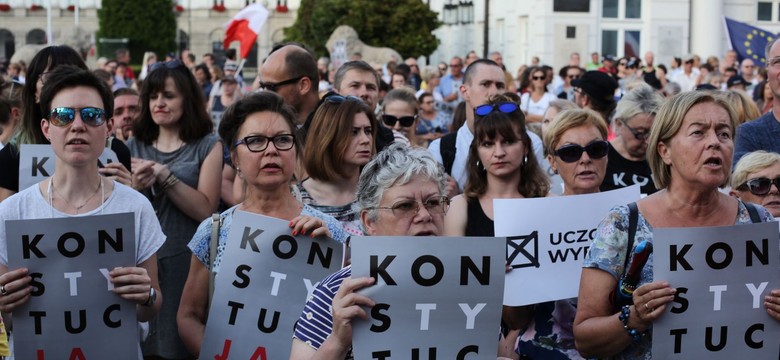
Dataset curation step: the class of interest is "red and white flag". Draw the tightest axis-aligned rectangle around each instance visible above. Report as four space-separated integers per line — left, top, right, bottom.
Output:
223 4 269 58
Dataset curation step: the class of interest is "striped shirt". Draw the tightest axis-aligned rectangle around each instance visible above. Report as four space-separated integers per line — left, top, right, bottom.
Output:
293 266 353 359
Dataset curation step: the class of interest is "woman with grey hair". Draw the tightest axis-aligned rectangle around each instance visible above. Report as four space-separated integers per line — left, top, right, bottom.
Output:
601 83 663 195
289 143 449 359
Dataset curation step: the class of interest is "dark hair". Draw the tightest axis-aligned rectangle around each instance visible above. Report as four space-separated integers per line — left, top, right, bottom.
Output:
304 97 377 181
418 91 433 103
450 101 467 133
465 94 550 198
93 69 112 83
18 45 87 146
282 45 318 94
463 59 500 86
39 65 114 120
333 61 379 91
218 91 298 153
114 87 139 97
194 63 211 82
133 62 213 144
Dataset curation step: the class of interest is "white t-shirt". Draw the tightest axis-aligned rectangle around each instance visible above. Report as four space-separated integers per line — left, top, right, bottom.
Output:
520 92 558 116
0 181 165 266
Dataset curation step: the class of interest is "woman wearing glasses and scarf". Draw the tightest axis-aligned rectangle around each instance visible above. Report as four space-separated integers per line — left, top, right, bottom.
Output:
731 151 780 218
0 65 164 355
296 95 377 236
574 91 780 360
127 59 223 359
600 83 662 196
289 143 450 360
178 92 347 357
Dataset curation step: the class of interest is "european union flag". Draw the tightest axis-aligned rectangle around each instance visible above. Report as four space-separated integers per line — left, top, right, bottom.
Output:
724 17 776 67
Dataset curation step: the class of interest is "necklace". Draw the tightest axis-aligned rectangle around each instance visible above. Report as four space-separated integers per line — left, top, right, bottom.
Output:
49 176 104 214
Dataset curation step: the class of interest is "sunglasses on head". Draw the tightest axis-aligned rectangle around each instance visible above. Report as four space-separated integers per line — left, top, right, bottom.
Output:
150 59 186 72
324 94 363 105
382 114 416 127
49 107 107 127
738 177 780 196
553 140 609 163
474 102 519 117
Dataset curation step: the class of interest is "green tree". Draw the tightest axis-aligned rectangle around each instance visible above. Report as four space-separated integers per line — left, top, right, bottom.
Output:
285 0 442 59
97 0 177 65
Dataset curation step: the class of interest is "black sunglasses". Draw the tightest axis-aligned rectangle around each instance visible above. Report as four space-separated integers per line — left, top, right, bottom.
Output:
49 107 107 127
553 140 609 163
382 114 416 127
474 102 519 117
738 177 780 196
150 59 186 72
259 76 304 92
532 76 546 81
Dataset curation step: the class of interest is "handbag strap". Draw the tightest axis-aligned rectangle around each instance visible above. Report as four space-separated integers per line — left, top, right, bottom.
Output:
622 202 638 272
209 213 221 304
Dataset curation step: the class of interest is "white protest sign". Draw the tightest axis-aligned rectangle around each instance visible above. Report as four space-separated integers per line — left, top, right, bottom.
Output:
652 221 780 359
5 213 138 359
495 185 640 306
351 236 505 359
19 144 119 190
200 211 344 359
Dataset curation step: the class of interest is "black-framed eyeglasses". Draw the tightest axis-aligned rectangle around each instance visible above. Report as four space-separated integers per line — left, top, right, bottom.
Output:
738 177 780 196
258 76 304 92
233 134 296 152
554 140 609 163
369 195 450 218
382 114 416 127
621 120 651 141
49 107 107 127
474 102 519 117
150 59 186 72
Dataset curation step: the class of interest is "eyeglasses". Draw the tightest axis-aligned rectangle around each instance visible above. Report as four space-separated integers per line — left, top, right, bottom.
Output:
567 74 580 79
382 114 416 127
233 134 296 152
49 107 107 127
474 102 519 117
450 63 462 68
532 76 546 81
553 140 609 163
738 177 780 196
150 59 186 72
258 76 304 92
621 121 650 141
370 195 451 218
619 62 627 66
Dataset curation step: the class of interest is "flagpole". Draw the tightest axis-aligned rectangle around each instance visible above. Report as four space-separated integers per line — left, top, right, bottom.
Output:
46 0 53 44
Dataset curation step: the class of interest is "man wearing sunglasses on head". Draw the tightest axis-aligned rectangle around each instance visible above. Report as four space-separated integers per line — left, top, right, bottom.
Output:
428 59 546 197
731 151 780 218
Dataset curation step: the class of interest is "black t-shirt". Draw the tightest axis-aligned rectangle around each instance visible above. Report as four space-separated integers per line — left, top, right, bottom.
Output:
600 145 658 195
0 138 132 192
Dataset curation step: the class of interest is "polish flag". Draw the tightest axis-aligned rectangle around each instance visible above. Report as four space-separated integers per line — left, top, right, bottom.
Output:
223 4 269 58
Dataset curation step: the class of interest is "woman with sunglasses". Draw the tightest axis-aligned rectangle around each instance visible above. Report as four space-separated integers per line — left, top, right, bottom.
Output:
731 151 780 217
127 59 223 359
381 88 421 147
574 91 780 360
0 45 133 202
520 67 557 124
295 95 377 236
0 65 164 356
601 83 663 196
178 92 347 357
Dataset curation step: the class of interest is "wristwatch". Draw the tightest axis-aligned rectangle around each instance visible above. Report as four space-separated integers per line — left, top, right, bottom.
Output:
143 287 157 307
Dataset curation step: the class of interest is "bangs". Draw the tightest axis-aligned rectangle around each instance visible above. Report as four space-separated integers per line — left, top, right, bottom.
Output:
475 112 522 142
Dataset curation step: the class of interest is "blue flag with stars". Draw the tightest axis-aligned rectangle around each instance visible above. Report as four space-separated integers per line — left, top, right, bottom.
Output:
724 17 776 67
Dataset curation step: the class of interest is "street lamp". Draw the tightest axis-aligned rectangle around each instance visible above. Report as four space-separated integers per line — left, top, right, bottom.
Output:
443 0 458 25
459 0 473 24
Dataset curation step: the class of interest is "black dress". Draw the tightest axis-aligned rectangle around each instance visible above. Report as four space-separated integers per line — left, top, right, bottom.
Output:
464 196 495 237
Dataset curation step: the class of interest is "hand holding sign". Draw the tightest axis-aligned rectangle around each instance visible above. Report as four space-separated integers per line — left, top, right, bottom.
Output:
0 267 32 313
330 276 376 351
766 289 780 321
630 281 676 328
99 162 132 187
289 215 332 238
108 266 152 305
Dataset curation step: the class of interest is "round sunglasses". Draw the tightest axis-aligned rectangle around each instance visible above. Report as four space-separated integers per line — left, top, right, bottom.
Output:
382 114 416 127
738 177 780 196
49 107 107 127
553 140 609 163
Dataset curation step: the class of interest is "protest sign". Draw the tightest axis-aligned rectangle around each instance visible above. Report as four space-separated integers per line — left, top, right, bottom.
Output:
351 236 505 359
200 211 344 359
494 185 640 306
5 213 138 359
19 144 119 190
652 221 780 359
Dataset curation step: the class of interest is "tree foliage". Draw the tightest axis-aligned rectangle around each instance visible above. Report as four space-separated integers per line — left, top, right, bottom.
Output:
97 0 177 65
284 0 442 59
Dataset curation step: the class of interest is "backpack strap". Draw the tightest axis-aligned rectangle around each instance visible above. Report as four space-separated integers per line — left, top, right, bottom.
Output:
622 202 639 272
440 132 458 175
209 213 221 304
744 202 762 223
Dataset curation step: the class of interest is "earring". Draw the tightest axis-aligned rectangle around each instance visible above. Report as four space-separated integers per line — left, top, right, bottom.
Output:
523 155 528 167
476 160 485 172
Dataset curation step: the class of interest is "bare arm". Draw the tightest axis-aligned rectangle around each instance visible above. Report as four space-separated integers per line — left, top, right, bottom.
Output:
0 188 15 202
156 142 223 221
220 164 239 207
177 254 210 357
443 194 468 236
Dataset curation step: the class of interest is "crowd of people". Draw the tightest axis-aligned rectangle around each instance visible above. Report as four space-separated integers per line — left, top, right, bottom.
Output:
0 37 780 360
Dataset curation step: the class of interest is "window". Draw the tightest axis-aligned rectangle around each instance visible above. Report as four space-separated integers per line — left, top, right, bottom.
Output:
626 0 641 18
624 31 641 58
567 26 576 39
554 0 590 13
603 0 618 18
758 2 772 21
602 30 618 58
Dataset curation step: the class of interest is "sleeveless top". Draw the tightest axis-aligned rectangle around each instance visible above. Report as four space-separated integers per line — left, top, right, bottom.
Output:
210 95 227 128
465 196 494 236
